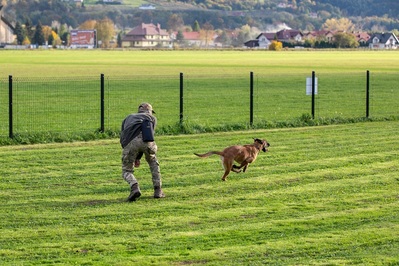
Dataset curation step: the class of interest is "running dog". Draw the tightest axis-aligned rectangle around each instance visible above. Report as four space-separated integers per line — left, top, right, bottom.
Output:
194 138 270 181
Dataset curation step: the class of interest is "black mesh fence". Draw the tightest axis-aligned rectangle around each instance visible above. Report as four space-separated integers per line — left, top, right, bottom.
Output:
105 75 180 131
0 71 397 138
370 72 399 117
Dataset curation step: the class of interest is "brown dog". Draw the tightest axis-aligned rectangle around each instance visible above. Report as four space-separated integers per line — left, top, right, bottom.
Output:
194 138 270 181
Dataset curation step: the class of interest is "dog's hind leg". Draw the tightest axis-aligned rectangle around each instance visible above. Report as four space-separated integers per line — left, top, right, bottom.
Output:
221 157 233 181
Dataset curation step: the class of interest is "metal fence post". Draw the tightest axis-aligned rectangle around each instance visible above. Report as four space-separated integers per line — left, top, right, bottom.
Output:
311 71 315 119
100 73 105 133
8 75 13 138
366 70 370 118
180 72 183 125
250 71 254 126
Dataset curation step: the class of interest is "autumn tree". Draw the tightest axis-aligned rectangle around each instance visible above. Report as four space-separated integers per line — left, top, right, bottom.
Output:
231 25 251 47
167 14 184 32
42 25 53 44
322 18 355 32
269 40 283 51
217 30 231 47
78 20 97 30
78 18 115 48
95 18 115 48
199 22 214 48
22 36 30 45
50 31 62 47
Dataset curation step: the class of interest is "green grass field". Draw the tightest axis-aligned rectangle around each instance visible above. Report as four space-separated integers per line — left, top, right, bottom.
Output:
1 50 398 264
1 121 398 265
1 50 399 77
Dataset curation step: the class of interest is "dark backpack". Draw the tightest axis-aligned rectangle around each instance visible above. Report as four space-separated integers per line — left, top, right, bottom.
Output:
141 119 154 142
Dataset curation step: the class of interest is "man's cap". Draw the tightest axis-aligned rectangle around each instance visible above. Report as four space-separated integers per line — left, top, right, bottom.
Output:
138 102 155 114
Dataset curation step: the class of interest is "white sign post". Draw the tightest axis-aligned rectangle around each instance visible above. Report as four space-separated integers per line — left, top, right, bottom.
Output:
306 77 318 95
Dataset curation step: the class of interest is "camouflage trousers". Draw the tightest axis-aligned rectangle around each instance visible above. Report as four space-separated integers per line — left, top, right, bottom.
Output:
121 132 162 188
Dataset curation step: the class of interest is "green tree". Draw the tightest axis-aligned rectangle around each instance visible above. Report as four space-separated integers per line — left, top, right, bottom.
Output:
218 30 231 46
333 32 359 48
192 20 200 32
33 21 45 45
117 31 123 48
24 18 34 42
176 30 185 43
48 34 54 46
14 21 25 45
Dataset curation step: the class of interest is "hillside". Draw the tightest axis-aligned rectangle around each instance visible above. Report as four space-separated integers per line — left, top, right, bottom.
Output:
174 0 399 17
2 0 399 32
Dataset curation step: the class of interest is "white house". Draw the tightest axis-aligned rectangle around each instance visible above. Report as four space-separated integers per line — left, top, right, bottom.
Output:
367 33 398 49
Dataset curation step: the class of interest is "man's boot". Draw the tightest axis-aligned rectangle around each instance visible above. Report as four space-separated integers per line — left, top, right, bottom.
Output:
127 183 141 202
154 186 165 198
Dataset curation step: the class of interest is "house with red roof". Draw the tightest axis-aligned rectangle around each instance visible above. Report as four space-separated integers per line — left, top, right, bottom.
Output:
122 23 171 48
245 29 303 48
302 30 335 42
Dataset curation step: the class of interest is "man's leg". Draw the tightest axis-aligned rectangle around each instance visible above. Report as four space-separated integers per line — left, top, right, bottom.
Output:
144 142 165 198
122 141 141 201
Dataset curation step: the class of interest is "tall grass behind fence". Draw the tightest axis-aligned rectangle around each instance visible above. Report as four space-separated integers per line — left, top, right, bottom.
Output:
0 79 7 136
370 72 399 117
316 72 366 118
105 75 180 131
254 73 309 121
0 77 100 137
183 74 249 128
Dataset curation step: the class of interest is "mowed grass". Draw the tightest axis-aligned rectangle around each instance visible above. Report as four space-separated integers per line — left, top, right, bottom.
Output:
1 49 399 77
1 121 399 265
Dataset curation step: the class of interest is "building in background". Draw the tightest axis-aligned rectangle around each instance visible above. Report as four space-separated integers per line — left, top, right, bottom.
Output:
122 23 171 48
0 5 15 46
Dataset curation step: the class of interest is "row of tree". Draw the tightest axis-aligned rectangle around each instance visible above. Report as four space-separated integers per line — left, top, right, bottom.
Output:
14 20 67 46
13 18 116 48
9 14 397 49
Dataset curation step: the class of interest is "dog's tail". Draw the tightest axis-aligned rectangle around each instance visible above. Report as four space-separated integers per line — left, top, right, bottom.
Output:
194 151 223 158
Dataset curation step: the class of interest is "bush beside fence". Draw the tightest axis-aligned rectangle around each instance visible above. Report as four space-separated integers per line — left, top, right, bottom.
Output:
0 71 398 142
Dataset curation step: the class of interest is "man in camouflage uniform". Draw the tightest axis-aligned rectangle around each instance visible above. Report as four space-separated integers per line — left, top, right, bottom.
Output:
120 103 165 201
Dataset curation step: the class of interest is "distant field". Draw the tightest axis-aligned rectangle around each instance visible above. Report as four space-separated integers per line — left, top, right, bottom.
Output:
1 49 399 77
1 121 398 265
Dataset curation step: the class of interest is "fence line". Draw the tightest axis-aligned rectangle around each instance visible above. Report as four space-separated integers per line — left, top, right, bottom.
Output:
0 71 397 139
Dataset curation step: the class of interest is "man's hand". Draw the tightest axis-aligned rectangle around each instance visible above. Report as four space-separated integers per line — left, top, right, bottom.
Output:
134 160 141 168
